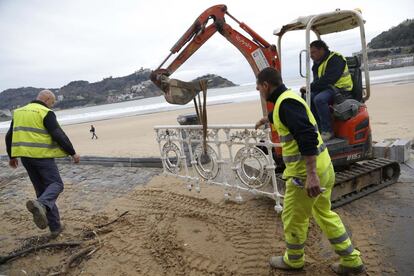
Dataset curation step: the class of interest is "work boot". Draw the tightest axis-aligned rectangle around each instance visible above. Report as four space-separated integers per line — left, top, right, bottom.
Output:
26 200 48 229
269 256 303 271
331 262 365 275
321 131 334 142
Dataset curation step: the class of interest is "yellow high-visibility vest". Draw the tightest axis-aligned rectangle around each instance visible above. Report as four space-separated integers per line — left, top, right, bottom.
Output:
318 52 353 91
273 89 331 179
11 103 68 158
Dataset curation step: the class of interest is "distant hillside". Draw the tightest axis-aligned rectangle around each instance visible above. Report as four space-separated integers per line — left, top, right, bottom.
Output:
192 74 236 88
55 69 158 109
0 87 47 112
368 19 414 49
364 19 414 70
0 70 237 115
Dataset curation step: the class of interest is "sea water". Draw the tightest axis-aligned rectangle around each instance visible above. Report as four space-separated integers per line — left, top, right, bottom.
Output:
0 66 413 133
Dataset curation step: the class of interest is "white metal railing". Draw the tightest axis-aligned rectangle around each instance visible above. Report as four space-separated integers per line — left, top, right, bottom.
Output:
154 124 284 212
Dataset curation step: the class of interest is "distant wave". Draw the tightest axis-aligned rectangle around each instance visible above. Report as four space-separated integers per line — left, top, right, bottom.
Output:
239 82 256 86
369 71 414 82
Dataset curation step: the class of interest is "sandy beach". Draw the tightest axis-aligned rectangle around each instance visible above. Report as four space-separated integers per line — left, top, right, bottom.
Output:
1 160 413 275
1 82 414 275
2 82 413 158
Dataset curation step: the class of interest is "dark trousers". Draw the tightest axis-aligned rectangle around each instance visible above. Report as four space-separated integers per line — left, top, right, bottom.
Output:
21 157 63 231
311 88 335 133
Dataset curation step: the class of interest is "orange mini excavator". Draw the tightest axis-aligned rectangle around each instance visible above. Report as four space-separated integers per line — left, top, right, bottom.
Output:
150 4 400 207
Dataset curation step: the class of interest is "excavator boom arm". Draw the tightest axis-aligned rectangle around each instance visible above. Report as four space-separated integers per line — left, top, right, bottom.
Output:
150 4 281 148
151 4 280 86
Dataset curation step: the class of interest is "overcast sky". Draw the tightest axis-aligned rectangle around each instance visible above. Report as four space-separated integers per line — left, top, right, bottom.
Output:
0 0 413 92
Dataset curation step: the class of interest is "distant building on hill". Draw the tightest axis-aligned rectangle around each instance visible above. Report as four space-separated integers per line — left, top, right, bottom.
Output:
368 54 414 70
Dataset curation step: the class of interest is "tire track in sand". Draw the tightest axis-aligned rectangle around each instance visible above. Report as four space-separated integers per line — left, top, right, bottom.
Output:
95 180 283 275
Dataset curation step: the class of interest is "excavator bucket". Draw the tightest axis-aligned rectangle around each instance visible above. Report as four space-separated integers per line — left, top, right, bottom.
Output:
151 72 202 105
164 78 202 105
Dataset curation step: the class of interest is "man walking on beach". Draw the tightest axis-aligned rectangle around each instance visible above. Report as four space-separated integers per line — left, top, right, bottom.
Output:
5 90 80 238
90 124 98 139
255 68 364 275
301 40 353 141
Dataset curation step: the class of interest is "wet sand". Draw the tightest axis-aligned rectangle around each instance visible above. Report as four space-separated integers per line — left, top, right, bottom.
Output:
1 82 413 158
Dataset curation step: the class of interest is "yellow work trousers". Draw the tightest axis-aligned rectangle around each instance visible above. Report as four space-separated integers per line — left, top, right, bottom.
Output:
281 164 363 268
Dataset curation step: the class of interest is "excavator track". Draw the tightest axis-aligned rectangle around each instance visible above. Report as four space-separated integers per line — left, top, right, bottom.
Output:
275 158 400 208
331 158 400 208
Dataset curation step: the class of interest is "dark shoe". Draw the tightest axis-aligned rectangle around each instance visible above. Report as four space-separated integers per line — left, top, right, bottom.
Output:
331 263 365 275
50 224 64 239
269 256 303 270
26 200 48 229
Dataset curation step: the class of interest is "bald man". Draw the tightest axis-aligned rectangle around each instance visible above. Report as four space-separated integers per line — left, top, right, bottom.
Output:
5 90 80 238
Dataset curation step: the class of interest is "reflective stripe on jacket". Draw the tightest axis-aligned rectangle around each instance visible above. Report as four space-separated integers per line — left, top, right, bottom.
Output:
273 89 331 179
318 52 353 91
11 103 68 158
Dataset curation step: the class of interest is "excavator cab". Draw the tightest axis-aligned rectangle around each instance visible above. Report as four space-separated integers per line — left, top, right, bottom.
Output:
274 9 373 167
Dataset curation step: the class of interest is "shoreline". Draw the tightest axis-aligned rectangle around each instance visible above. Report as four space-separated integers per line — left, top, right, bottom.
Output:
0 81 413 158
1 70 414 132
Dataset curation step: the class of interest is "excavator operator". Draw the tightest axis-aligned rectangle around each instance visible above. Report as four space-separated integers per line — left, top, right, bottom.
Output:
301 40 353 141
256 67 365 275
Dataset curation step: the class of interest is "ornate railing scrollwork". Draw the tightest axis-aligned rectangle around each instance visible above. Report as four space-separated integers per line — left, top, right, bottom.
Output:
161 141 182 174
234 146 270 189
192 144 220 180
154 124 283 212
